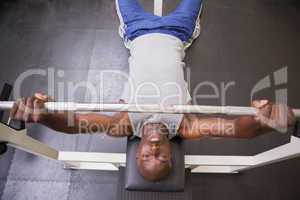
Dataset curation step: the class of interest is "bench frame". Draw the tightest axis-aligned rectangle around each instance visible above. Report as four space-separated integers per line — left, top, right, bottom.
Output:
1 122 300 174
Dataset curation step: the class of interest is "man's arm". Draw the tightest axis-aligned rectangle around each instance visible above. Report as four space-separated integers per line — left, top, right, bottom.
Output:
179 115 263 139
179 100 295 139
41 112 114 134
10 94 132 136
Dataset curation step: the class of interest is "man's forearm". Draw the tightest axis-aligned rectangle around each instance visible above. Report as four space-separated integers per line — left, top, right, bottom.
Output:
180 115 266 139
233 116 265 138
40 112 113 134
40 112 79 133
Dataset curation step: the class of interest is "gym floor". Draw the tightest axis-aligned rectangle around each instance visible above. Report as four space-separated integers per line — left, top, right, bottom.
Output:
0 0 300 199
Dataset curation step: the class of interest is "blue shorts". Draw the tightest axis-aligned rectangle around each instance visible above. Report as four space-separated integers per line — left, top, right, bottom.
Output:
116 0 203 46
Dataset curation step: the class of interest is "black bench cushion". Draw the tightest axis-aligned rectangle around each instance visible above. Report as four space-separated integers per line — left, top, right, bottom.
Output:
125 136 185 192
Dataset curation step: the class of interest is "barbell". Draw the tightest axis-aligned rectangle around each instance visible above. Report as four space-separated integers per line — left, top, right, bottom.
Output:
0 101 300 117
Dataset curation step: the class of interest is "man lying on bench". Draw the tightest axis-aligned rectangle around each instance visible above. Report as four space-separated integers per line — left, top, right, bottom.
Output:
9 0 296 182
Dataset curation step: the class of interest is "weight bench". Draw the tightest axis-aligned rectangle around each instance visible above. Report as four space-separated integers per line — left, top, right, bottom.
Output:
1 119 300 192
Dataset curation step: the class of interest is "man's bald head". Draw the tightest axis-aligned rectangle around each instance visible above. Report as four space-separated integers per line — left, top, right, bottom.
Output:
136 123 172 181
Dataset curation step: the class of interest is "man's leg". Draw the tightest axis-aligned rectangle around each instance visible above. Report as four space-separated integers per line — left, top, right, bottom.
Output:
116 0 151 47
116 0 145 24
170 0 203 21
164 0 203 46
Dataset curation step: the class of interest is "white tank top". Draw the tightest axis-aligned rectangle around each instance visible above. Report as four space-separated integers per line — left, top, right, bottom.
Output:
120 33 191 138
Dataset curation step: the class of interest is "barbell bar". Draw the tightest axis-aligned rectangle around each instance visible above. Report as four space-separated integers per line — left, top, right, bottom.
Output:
0 101 300 117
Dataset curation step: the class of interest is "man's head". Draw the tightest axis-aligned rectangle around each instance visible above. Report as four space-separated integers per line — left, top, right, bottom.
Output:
136 122 172 181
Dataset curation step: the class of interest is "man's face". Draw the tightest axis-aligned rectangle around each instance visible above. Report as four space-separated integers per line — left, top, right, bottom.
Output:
136 123 172 181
